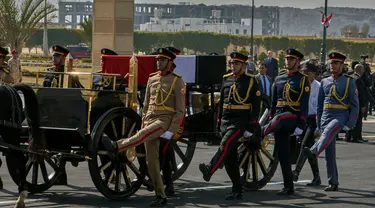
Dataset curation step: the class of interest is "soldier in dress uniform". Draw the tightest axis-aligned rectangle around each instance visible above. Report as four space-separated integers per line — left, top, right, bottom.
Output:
43 45 70 88
304 52 359 191
92 48 118 90
102 48 185 206
158 46 182 197
0 47 13 84
198 52 262 200
262 48 310 195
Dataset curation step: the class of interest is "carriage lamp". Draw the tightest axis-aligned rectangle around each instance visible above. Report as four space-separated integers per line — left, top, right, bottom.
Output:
126 147 136 162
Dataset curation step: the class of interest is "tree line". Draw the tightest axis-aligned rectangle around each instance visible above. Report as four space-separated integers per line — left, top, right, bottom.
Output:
25 29 375 61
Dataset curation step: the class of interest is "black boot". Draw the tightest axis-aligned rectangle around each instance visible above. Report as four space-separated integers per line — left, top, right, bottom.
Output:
306 158 321 186
0 176 3 190
276 187 294 195
225 192 243 200
324 184 338 191
165 184 175 197
199 163 212 182
149 195 167 207
292 151 307 182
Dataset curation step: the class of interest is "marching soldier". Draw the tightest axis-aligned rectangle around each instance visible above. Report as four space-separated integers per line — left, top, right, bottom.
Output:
198 52 262 200
262 48 310 195
304 52 359 191
0 47 13 84
159 46 183 197
43 45 70 88
102 48 185 206
292 61 321 186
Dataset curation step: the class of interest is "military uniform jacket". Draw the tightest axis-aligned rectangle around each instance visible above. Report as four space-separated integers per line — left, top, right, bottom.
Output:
142 71 186 134
43 66 65 87
0 64 14 84
317 74 359 129
217 72 261 131
271 71 309 130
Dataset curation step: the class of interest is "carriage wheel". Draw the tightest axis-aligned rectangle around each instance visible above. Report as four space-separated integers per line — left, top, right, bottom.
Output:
164 137 196 181
238 135 279 191
89 107 147 200
6 148 63 193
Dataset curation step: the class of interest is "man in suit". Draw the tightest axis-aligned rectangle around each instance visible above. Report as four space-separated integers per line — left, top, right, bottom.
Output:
255 61 272 114
264 51 279 81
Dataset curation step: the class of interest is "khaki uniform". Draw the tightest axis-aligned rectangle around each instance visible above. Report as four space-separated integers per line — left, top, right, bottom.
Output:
0 64 14 84
8 58 22 84
117 71 185 198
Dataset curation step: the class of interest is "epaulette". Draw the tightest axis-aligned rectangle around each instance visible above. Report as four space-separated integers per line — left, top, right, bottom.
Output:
344 73 356 79
1 64 9 73
149 72 159 77
298 71 308 77
223 72 233 78
172 71 181 78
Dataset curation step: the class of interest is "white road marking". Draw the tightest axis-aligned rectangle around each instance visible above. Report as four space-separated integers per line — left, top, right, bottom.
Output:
180 180 312 191
0 198 48 205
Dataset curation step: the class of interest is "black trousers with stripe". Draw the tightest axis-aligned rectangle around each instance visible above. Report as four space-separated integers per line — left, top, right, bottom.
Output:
208 128 244 193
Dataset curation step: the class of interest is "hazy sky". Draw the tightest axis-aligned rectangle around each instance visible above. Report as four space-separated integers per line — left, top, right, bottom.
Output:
136 0 375 9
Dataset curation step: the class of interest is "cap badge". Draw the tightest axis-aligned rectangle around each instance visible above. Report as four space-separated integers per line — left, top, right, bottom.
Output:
159 48 163 53
233 53 236 57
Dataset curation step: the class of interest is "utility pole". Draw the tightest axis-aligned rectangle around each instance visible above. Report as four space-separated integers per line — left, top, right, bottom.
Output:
320 0 328 64
250 0 254 57
43 0 49 56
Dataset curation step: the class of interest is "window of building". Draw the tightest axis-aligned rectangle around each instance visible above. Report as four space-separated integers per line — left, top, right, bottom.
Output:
244 29 247 34
236 29 239 34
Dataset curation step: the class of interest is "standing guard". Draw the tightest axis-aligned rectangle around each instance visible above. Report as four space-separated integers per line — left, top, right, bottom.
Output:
102 48 185 206
43 45 70 88
292 61 321 186
304 52 359 191
0 47 13 84
198 52 261 200
262 48 310 195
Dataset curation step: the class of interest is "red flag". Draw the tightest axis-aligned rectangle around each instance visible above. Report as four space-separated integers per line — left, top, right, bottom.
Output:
320 11 333 28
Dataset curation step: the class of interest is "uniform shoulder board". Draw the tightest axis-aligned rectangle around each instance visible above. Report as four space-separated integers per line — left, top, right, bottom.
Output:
172 71 181 78
223 72 233 78
149 72 159 77
299 71 308 77
344 73 357 80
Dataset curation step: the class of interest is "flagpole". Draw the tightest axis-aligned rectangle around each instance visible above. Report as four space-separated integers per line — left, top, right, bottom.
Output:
320 0 328 64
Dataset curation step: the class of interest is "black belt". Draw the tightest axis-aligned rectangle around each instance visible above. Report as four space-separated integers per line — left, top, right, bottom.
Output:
0 120 22 129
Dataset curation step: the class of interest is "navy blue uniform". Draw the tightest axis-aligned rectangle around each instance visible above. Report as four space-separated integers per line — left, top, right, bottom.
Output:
262 70 310 191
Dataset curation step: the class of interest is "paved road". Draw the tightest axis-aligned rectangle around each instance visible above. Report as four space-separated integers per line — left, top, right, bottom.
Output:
1 117 375 208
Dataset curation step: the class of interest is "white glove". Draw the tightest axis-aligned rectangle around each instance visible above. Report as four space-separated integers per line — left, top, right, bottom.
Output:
343 126 350 131
160 131 174 140
243 131 253 138
292 127 303 136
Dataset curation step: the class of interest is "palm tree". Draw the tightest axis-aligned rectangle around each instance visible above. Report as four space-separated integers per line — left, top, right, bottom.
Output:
0 0 57 53
79 17 92 48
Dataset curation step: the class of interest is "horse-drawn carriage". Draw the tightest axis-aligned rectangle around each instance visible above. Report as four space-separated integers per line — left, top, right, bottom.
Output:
0 53 286 201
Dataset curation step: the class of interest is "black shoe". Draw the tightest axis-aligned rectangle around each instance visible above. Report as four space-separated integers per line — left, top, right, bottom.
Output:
0 177 3 190
199 163 212 182
306 176 321 186
351 139 364 143
359 138 368 143
324 184 338 191
276 188 294 195
55 173 67 185
102 137 118 153
165 185 175 197
292 170 299 182
303 147 316 160
225 192 243 200
149 196 167 207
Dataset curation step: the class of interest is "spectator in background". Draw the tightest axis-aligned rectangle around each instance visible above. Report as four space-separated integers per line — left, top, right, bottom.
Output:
246 55 256 74
264 50 279 81
8 49 22 84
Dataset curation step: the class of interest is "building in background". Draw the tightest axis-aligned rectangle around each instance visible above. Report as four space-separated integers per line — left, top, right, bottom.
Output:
58 0 93 29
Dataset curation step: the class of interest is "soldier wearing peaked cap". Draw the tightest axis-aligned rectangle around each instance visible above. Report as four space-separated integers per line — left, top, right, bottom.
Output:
43 45 70 88
92 48 119 90
199 52 262 200
0 47 13 84
102 48 185 206
304 52 359 192
262 48 310 195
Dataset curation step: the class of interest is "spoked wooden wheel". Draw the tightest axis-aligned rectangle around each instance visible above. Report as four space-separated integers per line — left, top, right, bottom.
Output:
6 147 63 193
167 137 196 181
89 107 147 200
238 135 279 191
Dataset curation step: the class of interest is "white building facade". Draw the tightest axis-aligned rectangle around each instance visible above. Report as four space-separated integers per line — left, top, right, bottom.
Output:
140 17 263 35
